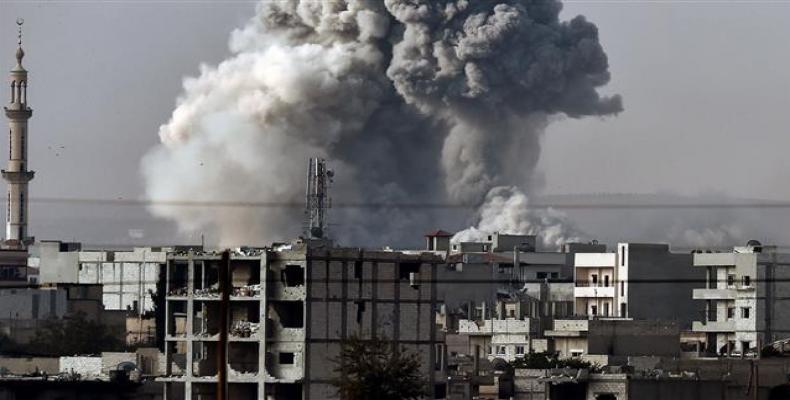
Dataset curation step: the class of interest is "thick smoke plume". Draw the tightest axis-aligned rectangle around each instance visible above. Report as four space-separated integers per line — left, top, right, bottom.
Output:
142 0 621 247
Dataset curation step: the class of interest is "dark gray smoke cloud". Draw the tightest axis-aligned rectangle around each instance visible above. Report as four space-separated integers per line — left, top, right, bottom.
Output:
142 0 621 247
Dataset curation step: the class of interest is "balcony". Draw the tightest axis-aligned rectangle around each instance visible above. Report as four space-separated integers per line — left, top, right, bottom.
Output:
457 319 534 335
574 285 615 298
692 288 736 300
692 320 735 333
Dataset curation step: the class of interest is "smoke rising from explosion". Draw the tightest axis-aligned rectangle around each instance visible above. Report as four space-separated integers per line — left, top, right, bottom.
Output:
142 0 621 247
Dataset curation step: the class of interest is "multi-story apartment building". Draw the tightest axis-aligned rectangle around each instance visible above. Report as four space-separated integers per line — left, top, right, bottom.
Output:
30 241 171 314
574 243 702 328
161 240 444 400
691 242 790 356
453 294 551 362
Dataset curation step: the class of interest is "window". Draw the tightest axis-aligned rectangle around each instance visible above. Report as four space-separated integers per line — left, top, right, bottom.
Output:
509 309 515 318
571 351 583 357
355 301 365 324
536 272 547 279
727 307 735 319
550 272 559 279
281 264 304 287
353 261 362 280
741 307 750 319
741 341 751 353
620 281 624 296
591 274 598 285
742 275 751 287
591 305 598 316
603 303 610 316
620 303 627 317
398 262 420 280
515 346 525 355
727 274 735 287
604 275 610 287
279 352 295 365
497 346 506 355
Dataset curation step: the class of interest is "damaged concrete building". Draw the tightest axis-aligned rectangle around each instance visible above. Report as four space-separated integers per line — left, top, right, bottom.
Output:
161 240 445 400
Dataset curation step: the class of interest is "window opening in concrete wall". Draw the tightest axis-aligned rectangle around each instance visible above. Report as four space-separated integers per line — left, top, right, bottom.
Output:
279 352 295 365
741 307 750 319
742 275 751 287
269 301 304 328
354 261 362 280
282 264 304 287
265 383 302 400
167 301 187 337
167 262 189 296
230 302 260 338
399 262 420 280
355 300 365 324
231 261 260 297
192 300 220 337
229 342 259 374
192 341 219 377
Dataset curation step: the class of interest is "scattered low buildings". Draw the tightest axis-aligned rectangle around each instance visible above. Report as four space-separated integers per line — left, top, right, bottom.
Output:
0 283 125 345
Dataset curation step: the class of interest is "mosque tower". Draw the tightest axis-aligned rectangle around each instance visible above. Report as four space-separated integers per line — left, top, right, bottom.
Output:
3 19 34 247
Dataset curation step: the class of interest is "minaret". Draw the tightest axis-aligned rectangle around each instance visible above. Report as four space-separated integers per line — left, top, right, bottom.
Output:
3 19 34 247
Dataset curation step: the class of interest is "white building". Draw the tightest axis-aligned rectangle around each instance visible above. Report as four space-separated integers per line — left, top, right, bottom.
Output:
455 296 548 362
691 242 790 356
574 243 701 328
29 241 169 315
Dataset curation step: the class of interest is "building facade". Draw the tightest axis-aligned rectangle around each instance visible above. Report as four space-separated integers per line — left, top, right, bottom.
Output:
691 242 790 355
573 243 702 328
31 241 168 315
161 241 444 400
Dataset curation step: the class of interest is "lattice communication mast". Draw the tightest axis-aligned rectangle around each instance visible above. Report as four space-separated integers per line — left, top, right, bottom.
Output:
304 158 333 239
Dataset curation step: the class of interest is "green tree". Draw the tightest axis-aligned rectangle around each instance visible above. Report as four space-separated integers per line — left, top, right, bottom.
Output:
330 334 427 400
29 312 123 356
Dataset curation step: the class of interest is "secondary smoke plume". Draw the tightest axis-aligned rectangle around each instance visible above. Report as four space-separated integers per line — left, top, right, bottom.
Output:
142 0 621 247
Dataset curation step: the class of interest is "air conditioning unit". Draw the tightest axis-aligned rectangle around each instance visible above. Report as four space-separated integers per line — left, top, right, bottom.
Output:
409 272 420 288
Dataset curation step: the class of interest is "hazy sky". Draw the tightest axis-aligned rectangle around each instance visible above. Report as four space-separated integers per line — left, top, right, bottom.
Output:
1 0 789 245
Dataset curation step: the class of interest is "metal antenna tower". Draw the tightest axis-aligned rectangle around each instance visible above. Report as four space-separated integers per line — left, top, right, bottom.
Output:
304 158 333 239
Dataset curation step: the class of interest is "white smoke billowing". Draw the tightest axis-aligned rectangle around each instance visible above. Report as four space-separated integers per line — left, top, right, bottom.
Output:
451 186 583 249
142 0 621 247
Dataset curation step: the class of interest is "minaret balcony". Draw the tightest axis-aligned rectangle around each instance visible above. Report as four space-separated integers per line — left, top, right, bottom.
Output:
3 106 32 119
1 170 34 183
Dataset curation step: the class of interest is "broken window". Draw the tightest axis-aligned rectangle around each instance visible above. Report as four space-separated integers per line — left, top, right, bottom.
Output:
399 262 420 280
279 352 295 365
269 301 304 328
281 264 305 287
354 261 363 280
355 301 366 324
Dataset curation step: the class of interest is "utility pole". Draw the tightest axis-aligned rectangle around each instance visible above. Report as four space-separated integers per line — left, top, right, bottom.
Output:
217 250 230 400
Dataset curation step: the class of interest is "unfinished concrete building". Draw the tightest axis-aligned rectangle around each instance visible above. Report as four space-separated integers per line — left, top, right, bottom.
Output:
161 241 445 400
